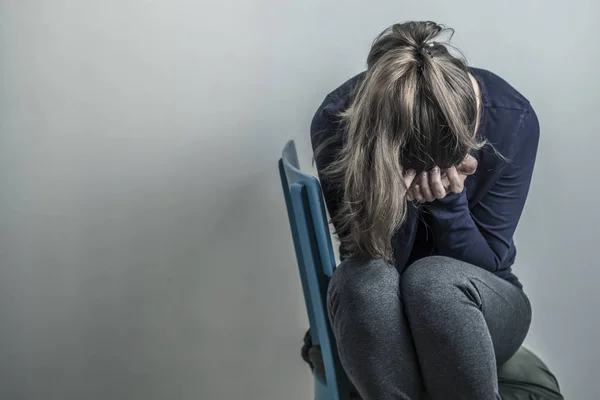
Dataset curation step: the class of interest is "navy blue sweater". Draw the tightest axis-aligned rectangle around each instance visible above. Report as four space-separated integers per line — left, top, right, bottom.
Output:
310 68 539 288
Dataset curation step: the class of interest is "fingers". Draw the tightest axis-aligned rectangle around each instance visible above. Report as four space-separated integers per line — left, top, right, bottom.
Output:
412 185 425 203
404 169 416 202
445 166 464 193
458 154 478 175
428 167 446 199
441 176 451 192
418 171 435 202
406 168 453 203
403 169 417 189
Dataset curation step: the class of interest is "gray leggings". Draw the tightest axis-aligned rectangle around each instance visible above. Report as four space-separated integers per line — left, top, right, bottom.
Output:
327 256 531 400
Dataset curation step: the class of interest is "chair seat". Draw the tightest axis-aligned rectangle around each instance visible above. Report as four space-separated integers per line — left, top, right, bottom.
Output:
304 331 563 400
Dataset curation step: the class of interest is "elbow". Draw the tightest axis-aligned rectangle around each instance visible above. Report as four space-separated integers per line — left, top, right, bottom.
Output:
488 248 511 273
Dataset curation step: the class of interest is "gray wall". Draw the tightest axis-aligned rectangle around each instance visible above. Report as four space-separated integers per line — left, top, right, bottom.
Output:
1 0 597 399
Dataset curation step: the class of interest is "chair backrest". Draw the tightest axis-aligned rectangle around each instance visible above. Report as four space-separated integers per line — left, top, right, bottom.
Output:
278 140 350 400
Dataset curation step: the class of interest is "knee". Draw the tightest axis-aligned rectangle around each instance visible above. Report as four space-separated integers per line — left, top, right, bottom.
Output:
401 256 462 306
328 259 399 315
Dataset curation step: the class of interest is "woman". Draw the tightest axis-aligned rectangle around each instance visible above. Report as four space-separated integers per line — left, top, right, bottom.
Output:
310 21 538 400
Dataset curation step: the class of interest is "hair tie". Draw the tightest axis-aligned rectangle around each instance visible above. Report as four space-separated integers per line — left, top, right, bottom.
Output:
422 41 435 58
416 42 435 72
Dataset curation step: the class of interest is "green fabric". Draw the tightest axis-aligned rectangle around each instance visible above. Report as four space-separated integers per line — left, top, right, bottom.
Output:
497 347 563 400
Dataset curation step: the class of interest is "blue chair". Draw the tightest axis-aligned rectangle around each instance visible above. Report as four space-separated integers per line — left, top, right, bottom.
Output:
278 140 352 400
279 139 563 400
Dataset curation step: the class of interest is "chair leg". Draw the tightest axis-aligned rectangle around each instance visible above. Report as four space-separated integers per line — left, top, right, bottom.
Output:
314 375 332 400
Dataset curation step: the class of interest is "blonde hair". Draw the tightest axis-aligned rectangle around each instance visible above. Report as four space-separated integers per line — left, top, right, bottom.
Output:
319 21 484 262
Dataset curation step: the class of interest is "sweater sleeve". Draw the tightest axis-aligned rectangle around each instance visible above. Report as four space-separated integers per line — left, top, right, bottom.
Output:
422 107 540 272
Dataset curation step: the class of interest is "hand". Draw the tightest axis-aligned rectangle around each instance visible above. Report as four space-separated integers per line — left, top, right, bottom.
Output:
403 168 418 192
407 155 478 203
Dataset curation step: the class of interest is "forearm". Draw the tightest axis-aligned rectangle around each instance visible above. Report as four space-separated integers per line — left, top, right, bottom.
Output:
423 191 502 272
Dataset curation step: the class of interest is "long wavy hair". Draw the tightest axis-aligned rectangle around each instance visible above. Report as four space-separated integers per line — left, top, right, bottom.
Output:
319 21 485 263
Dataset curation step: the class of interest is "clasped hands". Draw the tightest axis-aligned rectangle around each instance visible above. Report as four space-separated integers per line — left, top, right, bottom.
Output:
403 155 478 203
